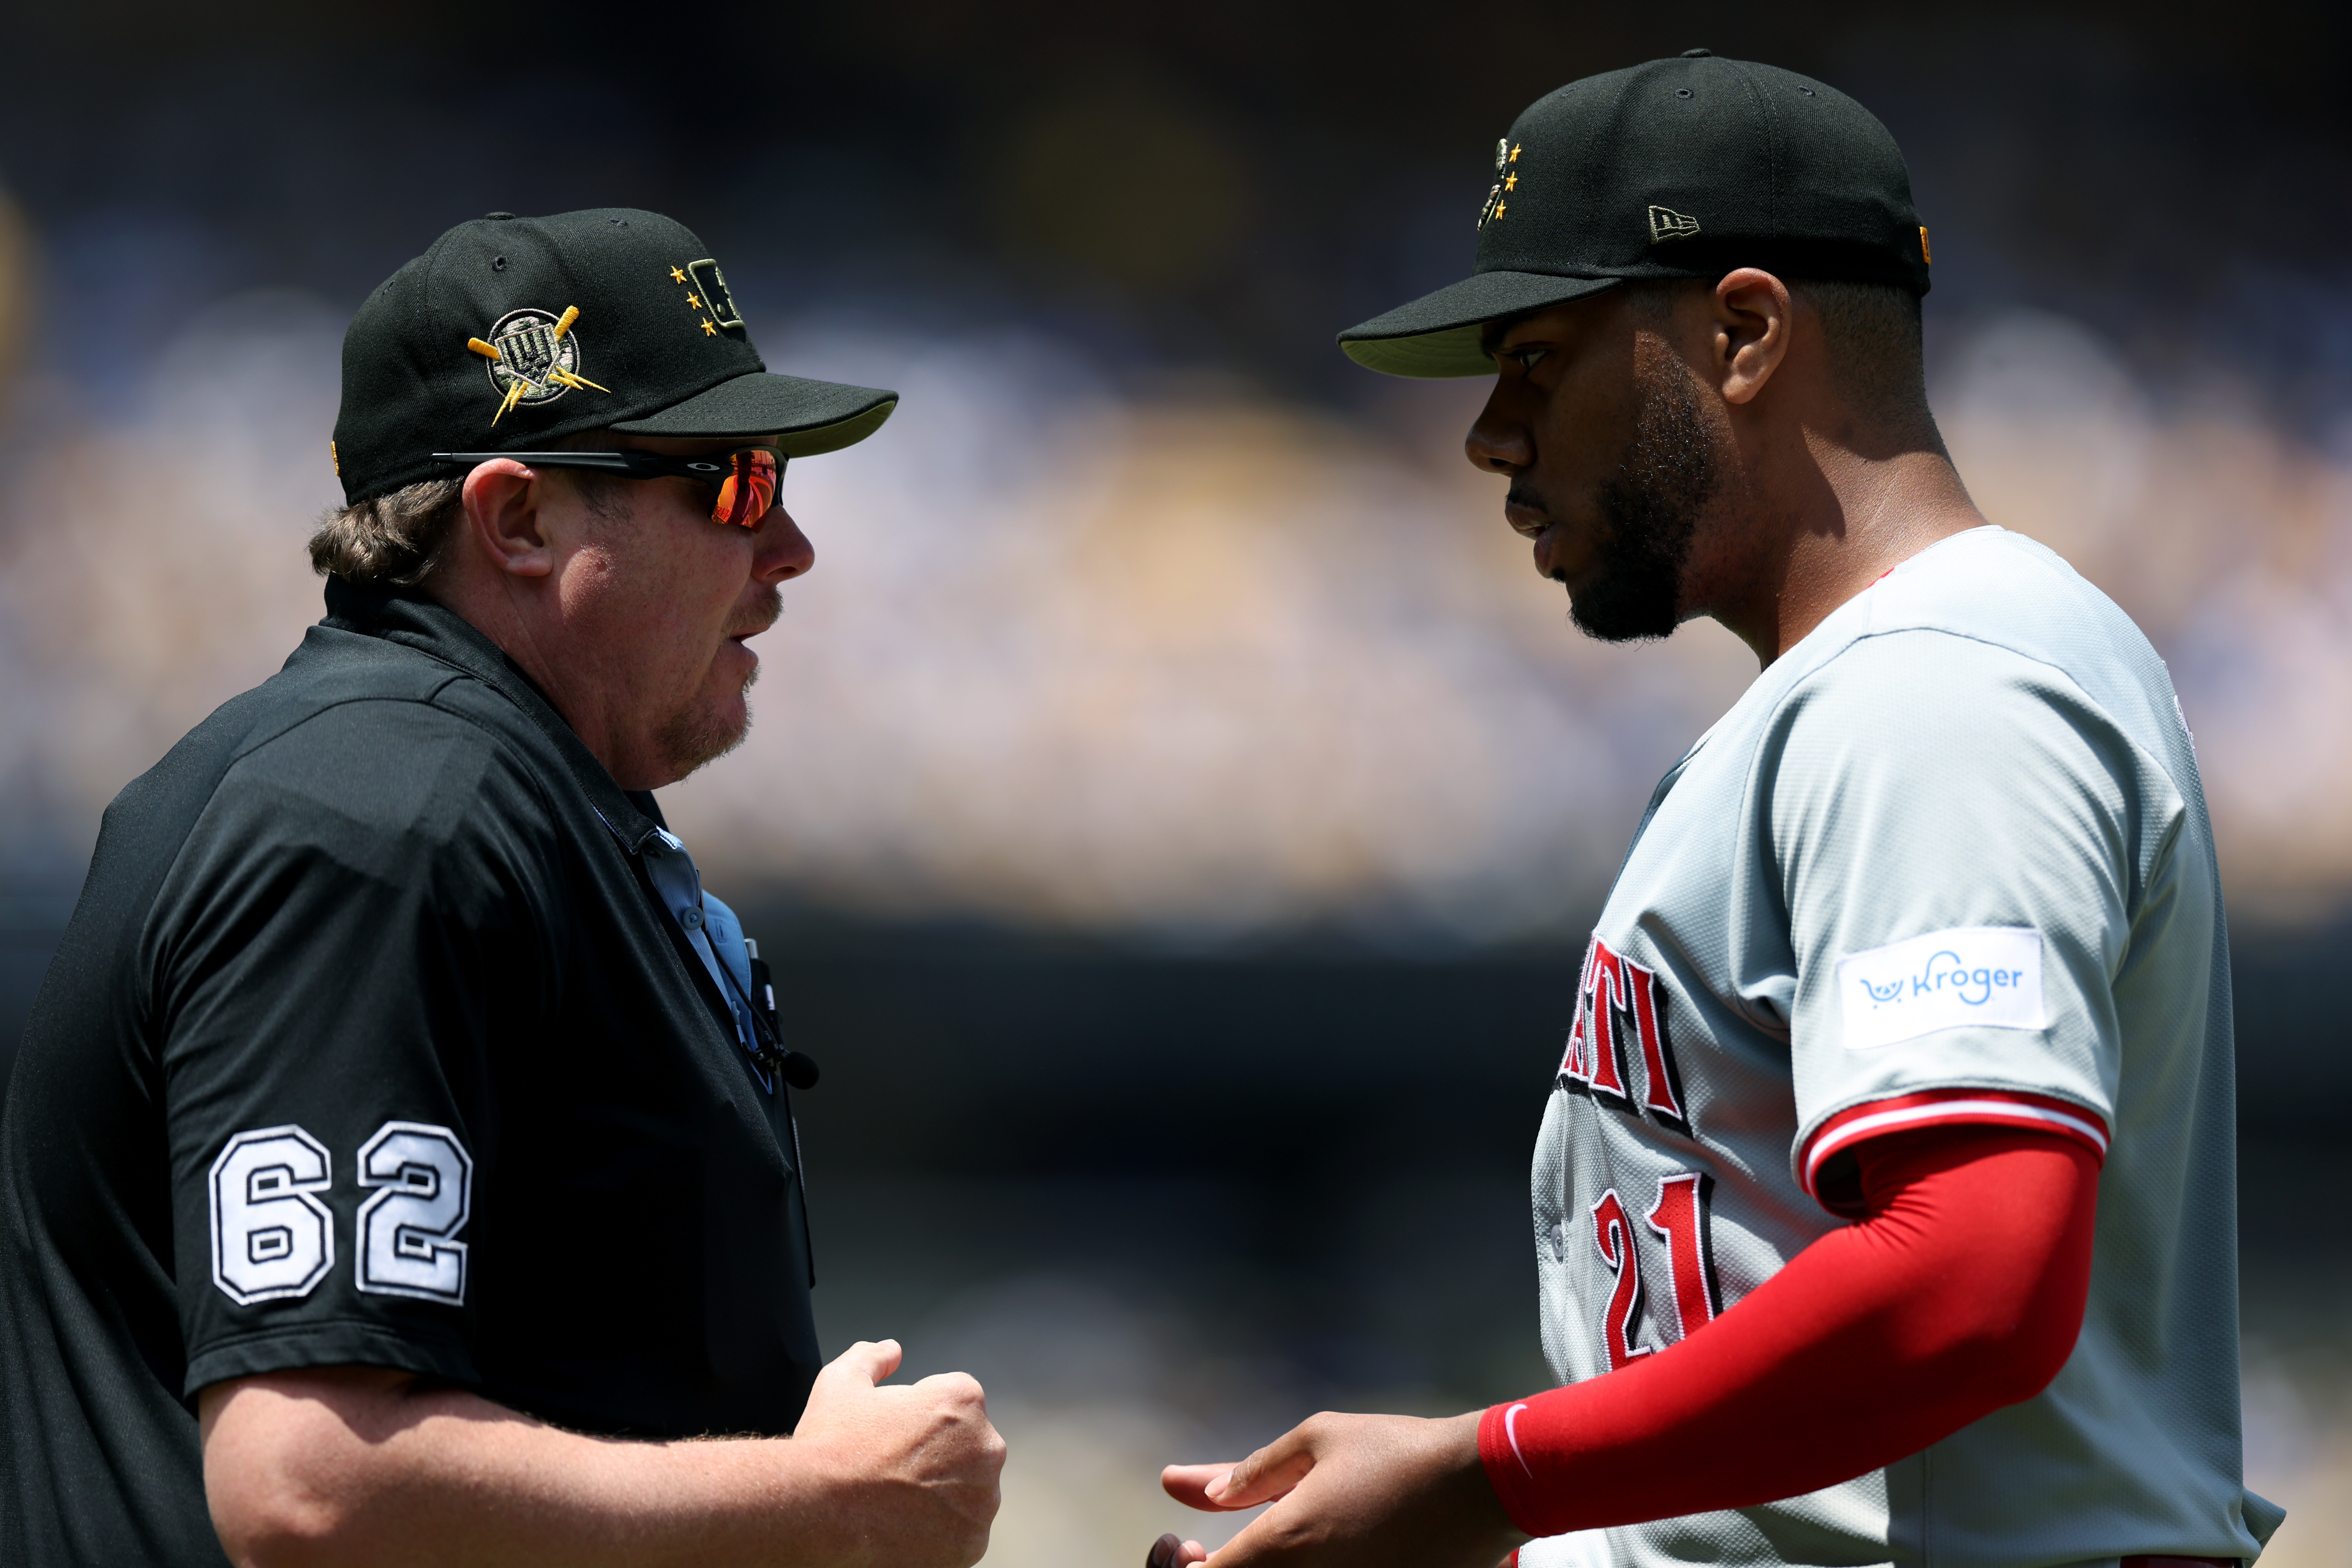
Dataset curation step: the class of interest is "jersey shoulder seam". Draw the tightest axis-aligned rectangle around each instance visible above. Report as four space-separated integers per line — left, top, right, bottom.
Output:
149 677 570 997
229 675 561 820
1790 621 2102 707
424 677 570 825
1762 622 2190 813
224 674 475 769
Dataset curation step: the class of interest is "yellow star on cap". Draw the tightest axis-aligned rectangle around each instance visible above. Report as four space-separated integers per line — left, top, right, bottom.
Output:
1509 143 1521 162
1494 201 1507 218
1504 172 1517 191
700 318 717 336
669 265 688 283
685 294 701 308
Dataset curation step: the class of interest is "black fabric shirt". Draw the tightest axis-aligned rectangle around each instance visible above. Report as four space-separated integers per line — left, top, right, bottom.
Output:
0 581 820 1566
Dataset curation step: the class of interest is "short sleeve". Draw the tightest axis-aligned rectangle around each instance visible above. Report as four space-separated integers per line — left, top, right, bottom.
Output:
151 699 555 1397
1764 632 2183 1215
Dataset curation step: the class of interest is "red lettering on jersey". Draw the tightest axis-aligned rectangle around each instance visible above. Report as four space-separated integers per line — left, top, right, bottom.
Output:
1563 939 1632 1103
1626 968 1690 1135
1589 1188 1653 1372
1561 934 1691 1133
1560 943 1596 1087
1643 1171 1722 1340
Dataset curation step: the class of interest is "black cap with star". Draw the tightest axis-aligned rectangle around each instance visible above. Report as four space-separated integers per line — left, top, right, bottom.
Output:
331 207 896 503
1338 51 1932 378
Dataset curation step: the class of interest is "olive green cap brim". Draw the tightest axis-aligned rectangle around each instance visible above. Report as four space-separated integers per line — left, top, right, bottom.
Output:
610 369 898 456
1338 271 1623 377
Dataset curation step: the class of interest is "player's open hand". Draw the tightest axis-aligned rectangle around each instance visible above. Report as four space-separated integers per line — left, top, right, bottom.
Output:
795 1339 1006 1568
1151 1411 1523 1568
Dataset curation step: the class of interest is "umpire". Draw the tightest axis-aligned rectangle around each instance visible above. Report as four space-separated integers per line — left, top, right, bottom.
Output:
0 209 1005 1566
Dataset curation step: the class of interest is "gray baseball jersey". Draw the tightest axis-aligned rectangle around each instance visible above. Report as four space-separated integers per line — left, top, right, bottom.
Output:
1515 528 2282 1568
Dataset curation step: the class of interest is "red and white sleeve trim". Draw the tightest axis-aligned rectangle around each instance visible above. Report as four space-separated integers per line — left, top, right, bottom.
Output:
1800 1087 2109 1199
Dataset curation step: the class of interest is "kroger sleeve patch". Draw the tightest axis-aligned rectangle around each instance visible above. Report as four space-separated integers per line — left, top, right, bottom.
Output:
1836 926 2046 1049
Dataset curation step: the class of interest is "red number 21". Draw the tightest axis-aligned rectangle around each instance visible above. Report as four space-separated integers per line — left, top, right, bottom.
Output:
1590 1171 1720 1370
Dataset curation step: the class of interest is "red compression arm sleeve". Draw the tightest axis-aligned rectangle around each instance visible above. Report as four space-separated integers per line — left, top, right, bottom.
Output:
1478 1125 2099 1537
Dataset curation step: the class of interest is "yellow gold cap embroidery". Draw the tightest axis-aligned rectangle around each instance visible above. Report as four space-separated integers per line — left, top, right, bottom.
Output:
475 305 604 425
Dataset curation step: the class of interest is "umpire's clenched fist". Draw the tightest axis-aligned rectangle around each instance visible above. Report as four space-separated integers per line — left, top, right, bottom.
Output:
794 1340 1007 1568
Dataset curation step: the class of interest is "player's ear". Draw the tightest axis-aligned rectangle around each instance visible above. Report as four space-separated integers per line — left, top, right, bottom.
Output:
1709 267 1793 407
459 460 556 579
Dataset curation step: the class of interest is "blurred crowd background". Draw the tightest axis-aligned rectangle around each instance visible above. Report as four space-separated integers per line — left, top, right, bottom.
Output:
2 2 2348 1563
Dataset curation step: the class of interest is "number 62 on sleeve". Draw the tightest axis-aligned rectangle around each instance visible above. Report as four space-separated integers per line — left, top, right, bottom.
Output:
209 1120 473 1308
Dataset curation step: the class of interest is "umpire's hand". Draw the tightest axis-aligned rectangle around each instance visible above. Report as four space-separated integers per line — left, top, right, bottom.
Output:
795 1339 1007 1568
1151 1411 1524 1568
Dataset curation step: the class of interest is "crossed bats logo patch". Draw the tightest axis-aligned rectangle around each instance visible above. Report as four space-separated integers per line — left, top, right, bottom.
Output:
465 306 609 425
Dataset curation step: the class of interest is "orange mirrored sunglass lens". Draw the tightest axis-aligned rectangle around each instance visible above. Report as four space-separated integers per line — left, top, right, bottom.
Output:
712 450 778 527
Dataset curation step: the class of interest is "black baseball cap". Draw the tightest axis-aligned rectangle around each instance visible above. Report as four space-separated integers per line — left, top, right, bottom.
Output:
1339 51 1931 378
331 208 897 503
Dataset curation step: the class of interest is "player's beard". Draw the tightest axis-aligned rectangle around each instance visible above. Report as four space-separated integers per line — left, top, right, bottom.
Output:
1556 347 1721 643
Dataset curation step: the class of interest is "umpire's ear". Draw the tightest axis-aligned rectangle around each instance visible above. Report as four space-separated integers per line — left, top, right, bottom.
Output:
456 457 559 580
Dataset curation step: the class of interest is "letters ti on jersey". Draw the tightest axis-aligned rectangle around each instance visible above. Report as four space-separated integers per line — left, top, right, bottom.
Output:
1561 935 1690 1134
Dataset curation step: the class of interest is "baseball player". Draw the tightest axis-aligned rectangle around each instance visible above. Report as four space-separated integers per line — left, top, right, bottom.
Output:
0 209 1004 1566
1150 53 2284 1568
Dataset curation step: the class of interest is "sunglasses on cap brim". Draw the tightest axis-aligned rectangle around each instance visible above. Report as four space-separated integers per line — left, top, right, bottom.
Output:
430 448 783 528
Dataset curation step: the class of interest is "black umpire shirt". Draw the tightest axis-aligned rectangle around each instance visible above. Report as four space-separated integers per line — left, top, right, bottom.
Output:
0 579 820 1565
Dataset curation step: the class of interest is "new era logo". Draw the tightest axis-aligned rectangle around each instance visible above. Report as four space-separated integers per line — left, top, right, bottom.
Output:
1647 205 1701 243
